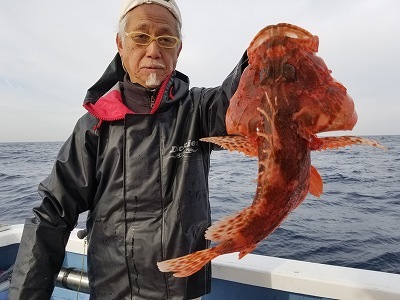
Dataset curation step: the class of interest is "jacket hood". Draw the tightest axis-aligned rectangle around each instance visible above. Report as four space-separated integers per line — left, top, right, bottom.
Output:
84 53 126 105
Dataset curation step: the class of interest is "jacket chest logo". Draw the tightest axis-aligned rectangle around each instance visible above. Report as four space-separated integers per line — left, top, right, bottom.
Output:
168 140 199 159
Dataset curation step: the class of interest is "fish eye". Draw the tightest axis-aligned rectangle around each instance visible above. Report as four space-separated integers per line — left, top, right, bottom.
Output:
283 64 296 82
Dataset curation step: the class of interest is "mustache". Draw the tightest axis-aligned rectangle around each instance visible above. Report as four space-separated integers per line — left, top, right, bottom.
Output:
140 62 166 69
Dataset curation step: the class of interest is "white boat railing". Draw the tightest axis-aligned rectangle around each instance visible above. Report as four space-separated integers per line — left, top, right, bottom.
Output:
66 227 400 300
212 252 400 300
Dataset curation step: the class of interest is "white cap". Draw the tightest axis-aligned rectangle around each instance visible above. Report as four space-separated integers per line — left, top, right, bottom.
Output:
120 0 182 28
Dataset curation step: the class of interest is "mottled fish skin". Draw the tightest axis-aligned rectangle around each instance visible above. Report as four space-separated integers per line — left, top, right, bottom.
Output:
157 23 383 278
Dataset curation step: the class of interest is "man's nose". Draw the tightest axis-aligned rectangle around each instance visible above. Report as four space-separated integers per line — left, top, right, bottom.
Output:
146 40 162 57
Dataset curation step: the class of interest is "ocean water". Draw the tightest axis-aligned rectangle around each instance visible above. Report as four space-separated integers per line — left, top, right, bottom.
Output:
0 135 399 275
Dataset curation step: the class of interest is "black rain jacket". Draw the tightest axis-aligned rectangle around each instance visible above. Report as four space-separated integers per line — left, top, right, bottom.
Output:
9 52 248 300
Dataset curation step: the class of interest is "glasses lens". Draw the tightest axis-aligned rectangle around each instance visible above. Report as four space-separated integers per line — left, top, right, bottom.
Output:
157 36 178 48
127 32 179 48
131 33 152 45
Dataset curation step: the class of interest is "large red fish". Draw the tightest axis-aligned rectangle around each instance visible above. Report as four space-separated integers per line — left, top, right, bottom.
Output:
157 23 383 277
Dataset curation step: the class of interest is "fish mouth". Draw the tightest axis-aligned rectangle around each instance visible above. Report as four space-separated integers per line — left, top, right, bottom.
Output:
311 101 358 134
322 111 358 133
324 89 358 133
294 77 359 135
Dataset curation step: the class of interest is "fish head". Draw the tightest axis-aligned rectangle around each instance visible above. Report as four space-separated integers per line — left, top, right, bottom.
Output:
247 23 357 138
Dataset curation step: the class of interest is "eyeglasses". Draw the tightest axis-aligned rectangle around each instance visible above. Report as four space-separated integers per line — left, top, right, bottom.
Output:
125 31 180 49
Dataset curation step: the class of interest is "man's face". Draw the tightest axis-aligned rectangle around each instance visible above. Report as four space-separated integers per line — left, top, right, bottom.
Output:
117 4 181 88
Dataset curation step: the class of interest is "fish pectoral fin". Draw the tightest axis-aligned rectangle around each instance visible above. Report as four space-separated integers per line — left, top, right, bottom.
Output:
316 136 385 151
238 244 257 259
200 135 258 157
309 165 323 197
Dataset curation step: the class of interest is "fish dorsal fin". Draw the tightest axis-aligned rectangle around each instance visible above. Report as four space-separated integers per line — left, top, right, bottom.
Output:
200 135 258 157
309 165 323 197
205 206 256 242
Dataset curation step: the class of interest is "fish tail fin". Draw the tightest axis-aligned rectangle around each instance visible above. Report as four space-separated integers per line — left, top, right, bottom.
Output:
157 248 219 278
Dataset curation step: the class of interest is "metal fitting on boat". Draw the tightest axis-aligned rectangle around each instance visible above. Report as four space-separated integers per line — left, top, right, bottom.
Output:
56 267 90 294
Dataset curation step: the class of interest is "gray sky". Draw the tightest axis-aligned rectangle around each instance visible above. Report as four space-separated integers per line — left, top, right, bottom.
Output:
1 0 399 142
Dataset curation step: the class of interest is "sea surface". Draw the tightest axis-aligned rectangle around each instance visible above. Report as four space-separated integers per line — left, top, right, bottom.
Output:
0 135 399 275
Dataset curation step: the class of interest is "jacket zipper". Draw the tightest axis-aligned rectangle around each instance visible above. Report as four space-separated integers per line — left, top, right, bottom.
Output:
149 73 172 114
150 93 156 109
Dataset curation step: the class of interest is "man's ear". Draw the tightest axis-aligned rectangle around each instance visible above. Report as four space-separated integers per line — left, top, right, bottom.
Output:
178 43 182 57
116 33 123 55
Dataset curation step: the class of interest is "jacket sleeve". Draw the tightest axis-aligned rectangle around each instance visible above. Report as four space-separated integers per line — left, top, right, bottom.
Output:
198 51 249 139
8 114 98 300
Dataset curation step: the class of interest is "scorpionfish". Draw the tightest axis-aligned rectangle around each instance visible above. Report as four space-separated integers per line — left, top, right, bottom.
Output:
158 23 383 277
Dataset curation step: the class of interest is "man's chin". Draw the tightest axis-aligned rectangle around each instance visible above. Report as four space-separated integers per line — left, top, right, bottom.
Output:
145 73 162 88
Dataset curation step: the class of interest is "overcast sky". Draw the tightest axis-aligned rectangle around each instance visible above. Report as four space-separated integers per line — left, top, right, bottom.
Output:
0 0 399 142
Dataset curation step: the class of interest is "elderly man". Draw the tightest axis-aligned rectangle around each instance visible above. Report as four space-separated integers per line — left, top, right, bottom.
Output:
9 0 248 299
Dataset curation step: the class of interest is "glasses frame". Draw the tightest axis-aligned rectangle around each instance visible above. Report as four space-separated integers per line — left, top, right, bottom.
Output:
125 31 181 49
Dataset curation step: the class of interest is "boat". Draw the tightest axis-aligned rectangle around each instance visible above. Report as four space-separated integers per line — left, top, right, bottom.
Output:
1 224 399 300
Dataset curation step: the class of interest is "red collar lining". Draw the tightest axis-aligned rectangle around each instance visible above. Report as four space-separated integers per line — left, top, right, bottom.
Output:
84 74 173 121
